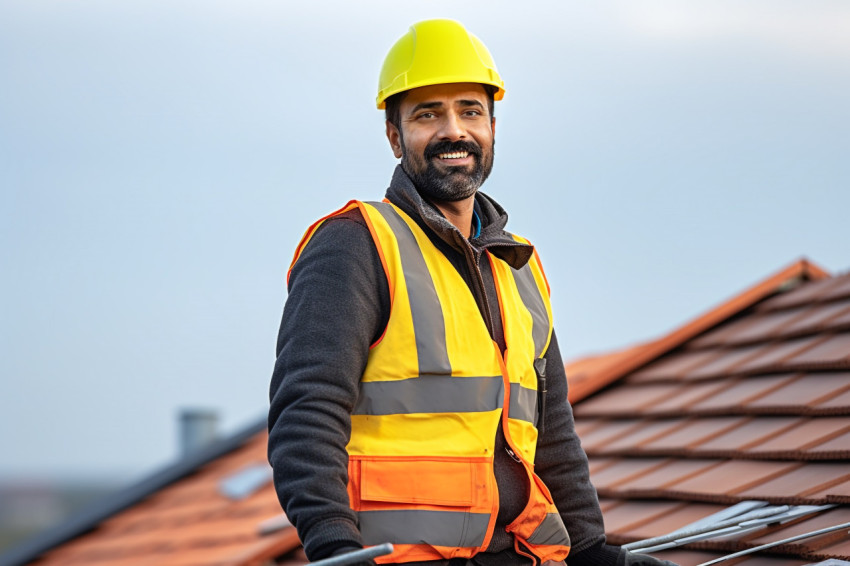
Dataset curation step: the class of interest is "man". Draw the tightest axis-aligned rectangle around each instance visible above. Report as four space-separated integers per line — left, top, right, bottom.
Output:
269 19 676 566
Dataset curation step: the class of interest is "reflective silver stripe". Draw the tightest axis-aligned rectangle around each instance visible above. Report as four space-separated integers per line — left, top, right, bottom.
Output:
371 202 452 376
359 509 490 547
354 376 503 415
509 382 537 424
512 262 549 358
527 513 571 547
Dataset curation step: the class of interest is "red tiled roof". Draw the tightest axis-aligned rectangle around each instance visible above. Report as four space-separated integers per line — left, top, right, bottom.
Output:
10 259 848 566
25 432 305 566
571 260 850 565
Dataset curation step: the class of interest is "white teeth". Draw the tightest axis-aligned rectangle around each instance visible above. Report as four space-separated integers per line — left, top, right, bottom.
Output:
438 151 469 159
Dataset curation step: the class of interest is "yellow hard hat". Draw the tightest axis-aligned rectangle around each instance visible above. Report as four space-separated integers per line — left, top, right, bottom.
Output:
376 19 505 109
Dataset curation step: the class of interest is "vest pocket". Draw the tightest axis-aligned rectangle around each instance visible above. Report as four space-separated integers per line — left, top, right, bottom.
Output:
360 457 475 506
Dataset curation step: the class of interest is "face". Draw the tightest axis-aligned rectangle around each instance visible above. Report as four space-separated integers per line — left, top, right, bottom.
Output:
386 83 496 202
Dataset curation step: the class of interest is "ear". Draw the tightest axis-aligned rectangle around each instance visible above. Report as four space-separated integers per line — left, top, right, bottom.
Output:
386 121 403 159
491 116 496 136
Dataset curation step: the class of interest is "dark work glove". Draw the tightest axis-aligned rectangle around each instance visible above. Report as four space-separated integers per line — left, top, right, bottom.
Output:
616 547 678 566
568 542 678 566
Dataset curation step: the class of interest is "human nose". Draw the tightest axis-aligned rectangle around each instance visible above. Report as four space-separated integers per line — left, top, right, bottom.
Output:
438 111 466 141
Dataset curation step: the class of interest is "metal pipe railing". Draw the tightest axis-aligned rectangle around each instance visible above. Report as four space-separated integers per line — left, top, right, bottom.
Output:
309 543 394 566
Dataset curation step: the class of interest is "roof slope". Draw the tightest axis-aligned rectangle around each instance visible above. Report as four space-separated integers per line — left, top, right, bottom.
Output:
573 261 850 566
1 423 303 566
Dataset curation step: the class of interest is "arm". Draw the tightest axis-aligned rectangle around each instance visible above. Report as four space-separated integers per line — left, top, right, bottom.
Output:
267 214 388 561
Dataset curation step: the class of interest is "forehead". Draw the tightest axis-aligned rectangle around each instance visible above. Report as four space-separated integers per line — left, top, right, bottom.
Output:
400 82 489 111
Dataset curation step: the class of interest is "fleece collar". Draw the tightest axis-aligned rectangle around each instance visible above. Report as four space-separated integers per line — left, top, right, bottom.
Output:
384 165 534 269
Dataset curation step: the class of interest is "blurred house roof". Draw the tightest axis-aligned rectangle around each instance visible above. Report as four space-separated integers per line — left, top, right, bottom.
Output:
569 258 850 566
0 421 306 566
4 258 849 566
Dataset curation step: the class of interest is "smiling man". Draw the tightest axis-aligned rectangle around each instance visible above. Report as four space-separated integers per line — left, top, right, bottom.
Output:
268 19 676 566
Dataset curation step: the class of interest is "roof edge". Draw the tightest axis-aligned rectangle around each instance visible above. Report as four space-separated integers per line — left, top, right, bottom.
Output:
568 258 831 404
0 416 268 566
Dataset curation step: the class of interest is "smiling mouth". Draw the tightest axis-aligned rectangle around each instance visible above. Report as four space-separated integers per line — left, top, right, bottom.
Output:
437 151 469 160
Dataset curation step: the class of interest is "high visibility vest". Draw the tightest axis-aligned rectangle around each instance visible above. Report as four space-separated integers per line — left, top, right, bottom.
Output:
290 200 571 564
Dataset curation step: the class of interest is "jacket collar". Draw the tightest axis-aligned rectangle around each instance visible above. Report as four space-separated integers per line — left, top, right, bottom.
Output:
384 165 534 269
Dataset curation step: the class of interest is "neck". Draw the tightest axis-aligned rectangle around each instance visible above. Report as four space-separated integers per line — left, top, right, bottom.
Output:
429 196 476 238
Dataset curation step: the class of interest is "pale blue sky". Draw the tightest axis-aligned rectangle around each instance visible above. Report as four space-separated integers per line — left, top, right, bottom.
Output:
2 0 848 480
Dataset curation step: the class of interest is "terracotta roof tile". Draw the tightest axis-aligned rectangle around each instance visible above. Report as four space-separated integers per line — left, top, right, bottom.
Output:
731 335 826 374
737 463 850 501
746 373 850 413
598 500 686 535
816 386 850 411
616 502 726 541
694 417 803 452
779 301 850 337
640 417 749 452
643 380 729 415
664 460 801 499
749 418 850 454
574 417 605 437
588 458 672 490
829 306 850 328
588 457 618 474
785 333 850 368
573 383 683 416
689 316 764 349
689 375 799 413
600 420 689 453
719 309 814 345
609 459 723 494
683 344 775 380
806 427 850 457
627 349 726 382
574 420 645 451
818 273 850 302
757 275 847 311
808 478 850 502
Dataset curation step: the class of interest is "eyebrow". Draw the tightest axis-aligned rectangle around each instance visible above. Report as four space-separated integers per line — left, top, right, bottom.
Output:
409 101 443 114
408 99 485 115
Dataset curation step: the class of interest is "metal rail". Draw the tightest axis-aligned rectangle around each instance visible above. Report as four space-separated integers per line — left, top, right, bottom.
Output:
310 543 394 565
695 521 850 566
627 504 834 554
625 505 791 552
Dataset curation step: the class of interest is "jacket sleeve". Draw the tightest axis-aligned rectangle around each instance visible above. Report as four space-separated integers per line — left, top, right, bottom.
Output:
535 332 607 554
267 214 388 561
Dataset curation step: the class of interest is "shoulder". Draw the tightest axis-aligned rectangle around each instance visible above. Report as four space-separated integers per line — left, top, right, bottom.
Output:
288 205 382 288
296 206 372 258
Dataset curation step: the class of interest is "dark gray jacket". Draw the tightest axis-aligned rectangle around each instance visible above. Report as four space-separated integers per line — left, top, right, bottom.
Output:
268 166 606 565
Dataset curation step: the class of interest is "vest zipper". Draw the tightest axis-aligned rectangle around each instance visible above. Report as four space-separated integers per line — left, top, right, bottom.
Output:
463 241 497 341
505 446 522 463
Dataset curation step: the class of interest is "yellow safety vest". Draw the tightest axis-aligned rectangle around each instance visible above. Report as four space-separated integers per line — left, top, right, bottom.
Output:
291 200 571 564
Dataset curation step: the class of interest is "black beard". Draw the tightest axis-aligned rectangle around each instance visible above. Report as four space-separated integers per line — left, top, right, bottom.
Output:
402 139 494 202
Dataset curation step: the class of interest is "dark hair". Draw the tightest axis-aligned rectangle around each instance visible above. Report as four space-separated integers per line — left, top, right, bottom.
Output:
384 85 497 130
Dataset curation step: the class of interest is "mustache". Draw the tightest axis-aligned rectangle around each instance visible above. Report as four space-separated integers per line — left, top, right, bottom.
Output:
424 140 482 161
